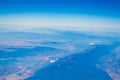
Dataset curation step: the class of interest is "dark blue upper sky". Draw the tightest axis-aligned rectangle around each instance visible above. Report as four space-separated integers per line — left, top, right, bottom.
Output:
0 0 120 18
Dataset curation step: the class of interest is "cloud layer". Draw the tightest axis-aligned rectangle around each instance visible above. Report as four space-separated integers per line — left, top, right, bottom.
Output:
0 14 120 33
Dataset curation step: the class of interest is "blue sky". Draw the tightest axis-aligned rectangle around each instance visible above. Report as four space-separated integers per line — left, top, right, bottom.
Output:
0 0 120 32
0 0 120 18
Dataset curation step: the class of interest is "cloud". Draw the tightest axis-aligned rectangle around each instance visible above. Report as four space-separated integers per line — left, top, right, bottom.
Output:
0 14 120 33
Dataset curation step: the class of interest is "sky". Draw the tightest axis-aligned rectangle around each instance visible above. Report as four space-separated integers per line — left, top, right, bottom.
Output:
0 0 120 32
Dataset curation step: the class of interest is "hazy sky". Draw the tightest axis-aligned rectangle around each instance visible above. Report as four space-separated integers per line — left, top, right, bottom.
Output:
0 0 120 32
